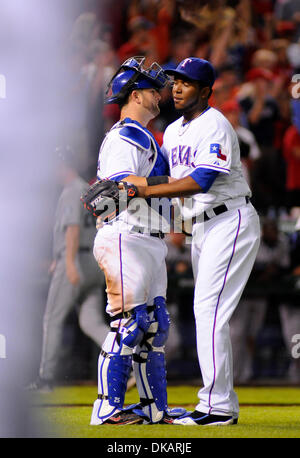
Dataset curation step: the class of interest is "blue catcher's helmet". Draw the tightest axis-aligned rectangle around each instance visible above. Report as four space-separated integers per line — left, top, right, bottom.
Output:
105 56 170 104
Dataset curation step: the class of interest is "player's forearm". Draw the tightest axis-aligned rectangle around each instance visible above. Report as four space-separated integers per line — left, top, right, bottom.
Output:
122 175 148 186
138 175 203 198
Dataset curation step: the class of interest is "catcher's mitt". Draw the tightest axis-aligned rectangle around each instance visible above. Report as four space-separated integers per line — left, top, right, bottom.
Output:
80 179 138 222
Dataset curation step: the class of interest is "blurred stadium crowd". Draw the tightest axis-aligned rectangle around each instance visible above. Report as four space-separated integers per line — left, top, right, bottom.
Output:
38 0 300 386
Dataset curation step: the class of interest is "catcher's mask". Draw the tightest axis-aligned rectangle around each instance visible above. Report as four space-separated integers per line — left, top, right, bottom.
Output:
105 56 170 105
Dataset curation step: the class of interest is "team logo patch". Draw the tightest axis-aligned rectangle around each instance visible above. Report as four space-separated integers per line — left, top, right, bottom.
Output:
210 143 227 161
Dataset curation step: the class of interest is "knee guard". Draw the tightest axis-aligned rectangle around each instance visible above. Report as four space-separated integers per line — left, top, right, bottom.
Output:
90 305 150 425
132 297 170 424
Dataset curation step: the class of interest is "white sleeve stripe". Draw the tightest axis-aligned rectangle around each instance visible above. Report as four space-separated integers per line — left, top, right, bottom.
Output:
107 171 137 179
194 164 230 174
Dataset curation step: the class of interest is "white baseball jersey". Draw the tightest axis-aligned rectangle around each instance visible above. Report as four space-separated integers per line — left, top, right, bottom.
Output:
161 106 251 220
162 105 261 418
97 120 170 234
94 119 169 316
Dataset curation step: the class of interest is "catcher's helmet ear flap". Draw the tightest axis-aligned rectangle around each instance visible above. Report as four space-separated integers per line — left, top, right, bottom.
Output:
105 56 170 104
105 69 139 105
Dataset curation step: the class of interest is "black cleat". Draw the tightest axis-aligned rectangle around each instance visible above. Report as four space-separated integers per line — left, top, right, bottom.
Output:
103 411 143 425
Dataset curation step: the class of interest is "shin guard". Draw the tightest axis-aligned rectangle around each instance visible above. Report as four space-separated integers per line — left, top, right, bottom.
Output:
90 305 150 425
133 297 170 423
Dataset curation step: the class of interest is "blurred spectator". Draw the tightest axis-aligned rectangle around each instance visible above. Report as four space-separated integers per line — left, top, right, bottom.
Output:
238 67 279 148
210 63 242 110
69 11 101 56
61 12 104 179
163 27 197 70
156 27 197 132
125 0 176 64
250 48 288 99
238 67 285 211
270 38 294 81
230 217 290 383
60 48 91 179
180 0 253 70
220 99 261 187
275 0 300 42
117 16 157 63
84 37 119 174
282 98 300 209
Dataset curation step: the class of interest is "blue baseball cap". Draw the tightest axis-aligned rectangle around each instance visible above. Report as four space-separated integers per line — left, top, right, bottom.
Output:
165 57 216 88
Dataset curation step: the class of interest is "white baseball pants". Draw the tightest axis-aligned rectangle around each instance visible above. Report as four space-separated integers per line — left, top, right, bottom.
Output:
191 202 260 417
93 225 168 316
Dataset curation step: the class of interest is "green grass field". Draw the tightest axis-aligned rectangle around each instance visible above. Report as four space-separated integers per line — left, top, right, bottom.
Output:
28 384 300 440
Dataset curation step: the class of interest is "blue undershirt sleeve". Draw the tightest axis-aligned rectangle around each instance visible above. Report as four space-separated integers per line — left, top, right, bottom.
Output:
189 168 219 193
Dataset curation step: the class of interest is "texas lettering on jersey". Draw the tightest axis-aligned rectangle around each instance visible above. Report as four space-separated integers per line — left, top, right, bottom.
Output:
170 145 196 168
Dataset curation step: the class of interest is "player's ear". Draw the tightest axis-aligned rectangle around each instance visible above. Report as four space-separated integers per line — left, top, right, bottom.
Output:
131 89 142 105
200 86 211 99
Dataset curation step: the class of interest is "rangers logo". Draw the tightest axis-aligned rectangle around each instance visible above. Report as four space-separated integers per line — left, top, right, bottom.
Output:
181 58 193 68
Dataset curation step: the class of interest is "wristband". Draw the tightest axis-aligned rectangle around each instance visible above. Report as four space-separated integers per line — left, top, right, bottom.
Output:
146 175 169 186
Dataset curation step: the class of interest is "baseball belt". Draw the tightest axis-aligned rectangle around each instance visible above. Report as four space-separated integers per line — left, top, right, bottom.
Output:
192 196 250 225
104 221 165 239
131 226 165 239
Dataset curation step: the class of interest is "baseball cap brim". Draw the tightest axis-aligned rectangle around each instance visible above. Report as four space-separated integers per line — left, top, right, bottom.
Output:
165 68 198 80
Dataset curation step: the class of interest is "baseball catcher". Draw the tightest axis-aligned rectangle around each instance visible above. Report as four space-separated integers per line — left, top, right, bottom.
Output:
81 56 187 426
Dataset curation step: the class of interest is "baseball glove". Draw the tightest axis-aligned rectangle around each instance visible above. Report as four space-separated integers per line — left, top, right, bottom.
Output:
80 179 138 222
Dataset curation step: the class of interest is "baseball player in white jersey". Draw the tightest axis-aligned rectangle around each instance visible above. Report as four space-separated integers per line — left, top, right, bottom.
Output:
89 57 185 425
135 57 261 425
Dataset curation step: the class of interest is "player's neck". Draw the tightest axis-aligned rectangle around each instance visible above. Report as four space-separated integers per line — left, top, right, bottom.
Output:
120 107 152 127
183 103 209 123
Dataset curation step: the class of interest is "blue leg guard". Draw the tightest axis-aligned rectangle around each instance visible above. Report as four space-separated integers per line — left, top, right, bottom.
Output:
90 304 150 425
133 297 170 424
153 296 170 346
